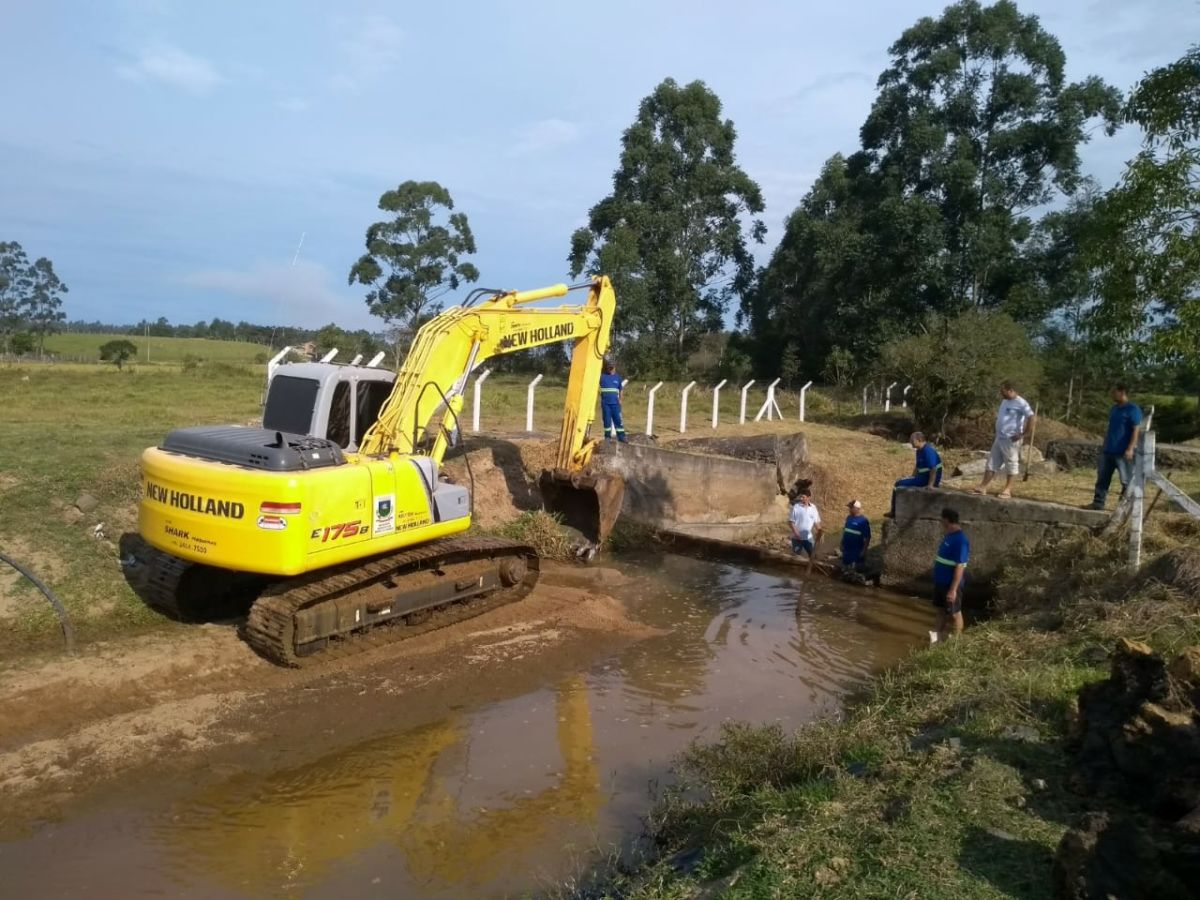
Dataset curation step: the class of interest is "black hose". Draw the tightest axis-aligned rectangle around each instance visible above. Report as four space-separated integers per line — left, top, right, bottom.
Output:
0 551 75 654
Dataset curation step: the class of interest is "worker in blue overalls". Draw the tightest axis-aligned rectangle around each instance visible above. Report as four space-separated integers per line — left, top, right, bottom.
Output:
890 431 942 516
599 361 627 442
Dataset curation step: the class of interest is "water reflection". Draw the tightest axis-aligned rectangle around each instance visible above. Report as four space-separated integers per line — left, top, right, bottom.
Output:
161 676 599 895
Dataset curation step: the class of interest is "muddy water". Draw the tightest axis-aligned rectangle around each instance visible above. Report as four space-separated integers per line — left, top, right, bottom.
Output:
0 554 932 898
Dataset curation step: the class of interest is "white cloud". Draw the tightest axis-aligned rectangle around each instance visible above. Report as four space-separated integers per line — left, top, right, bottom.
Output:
330 14 404 91
179 260 370 328
117 44 224 95
277 96 310 113
508 118 583 157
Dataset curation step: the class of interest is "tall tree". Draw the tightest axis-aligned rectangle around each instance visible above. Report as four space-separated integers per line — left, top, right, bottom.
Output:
569 78 766 376
1091 44 1200 381
0 241 33 354
348 181 479 354
25 256 67 357
749 0 1120 380
861 0 1121 307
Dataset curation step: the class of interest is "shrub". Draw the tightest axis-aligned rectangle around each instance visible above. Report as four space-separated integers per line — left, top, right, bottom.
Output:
99 338 138 370
879 309 1041 437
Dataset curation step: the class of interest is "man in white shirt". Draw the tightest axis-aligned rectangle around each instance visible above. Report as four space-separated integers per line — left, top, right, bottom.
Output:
974 381 1035 499
788 489 823 573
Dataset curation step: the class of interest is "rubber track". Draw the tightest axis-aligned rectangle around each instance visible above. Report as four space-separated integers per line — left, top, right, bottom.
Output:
243 536 540 667
141 548 194 620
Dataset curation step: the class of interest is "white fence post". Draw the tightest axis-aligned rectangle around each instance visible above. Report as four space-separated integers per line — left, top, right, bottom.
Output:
711 379 728 428
799 380 814 422
646 381 664 436
885 381 898 413
861 385 868 414
472 368 491 432
902 385 912 408
1129 430 1153 573
739 380 756 425
755 378 782 422
366 352 385 368
679 381 697 433
349 353 363 366
321 349 338 363
525 374 544 432
267 346 292 383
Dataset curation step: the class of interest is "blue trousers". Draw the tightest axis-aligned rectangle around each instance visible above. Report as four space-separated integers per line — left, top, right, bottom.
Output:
1093 452 1133 505
601 404 626 441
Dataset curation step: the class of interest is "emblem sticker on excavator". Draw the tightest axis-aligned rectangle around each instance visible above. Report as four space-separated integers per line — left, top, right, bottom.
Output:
373 494 395 536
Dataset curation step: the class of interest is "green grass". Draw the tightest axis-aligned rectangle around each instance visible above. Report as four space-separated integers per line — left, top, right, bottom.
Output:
576 529 1200 899
0 365 265 653
43 332 272 364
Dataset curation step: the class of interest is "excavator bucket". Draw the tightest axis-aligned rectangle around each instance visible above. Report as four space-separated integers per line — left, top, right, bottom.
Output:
538 468 625 556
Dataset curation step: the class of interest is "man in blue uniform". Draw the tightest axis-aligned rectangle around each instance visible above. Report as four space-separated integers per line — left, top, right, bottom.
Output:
890 431 942 516
840 499 871 574
599 361 626 442
1088 383 1143 510
931 507 969 643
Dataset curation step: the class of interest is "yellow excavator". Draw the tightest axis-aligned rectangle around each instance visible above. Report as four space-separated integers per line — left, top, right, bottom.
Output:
137 277 625 665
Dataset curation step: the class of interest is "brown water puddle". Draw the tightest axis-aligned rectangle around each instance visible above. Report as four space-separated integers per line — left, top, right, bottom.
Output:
0 553 933 898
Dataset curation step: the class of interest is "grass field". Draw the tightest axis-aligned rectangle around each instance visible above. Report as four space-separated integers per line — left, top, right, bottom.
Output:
42 332 273 364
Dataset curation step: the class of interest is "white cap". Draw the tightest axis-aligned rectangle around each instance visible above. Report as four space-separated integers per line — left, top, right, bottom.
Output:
847 499 862 509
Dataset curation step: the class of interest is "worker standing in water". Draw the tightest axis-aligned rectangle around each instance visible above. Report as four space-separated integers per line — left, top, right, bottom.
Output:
931 507 969 643
840 499 871 575
889 431 943 517
599 361 627 442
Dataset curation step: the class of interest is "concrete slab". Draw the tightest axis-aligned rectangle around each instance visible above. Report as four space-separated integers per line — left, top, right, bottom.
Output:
594 442 787 535
880 487 1108 602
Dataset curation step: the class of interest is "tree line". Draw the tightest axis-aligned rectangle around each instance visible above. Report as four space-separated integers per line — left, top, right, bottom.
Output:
346 1 1197 437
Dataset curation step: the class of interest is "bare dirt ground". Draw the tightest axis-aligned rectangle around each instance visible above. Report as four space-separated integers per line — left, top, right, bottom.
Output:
0 563 658 833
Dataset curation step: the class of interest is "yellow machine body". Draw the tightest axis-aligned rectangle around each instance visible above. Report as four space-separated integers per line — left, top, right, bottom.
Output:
138 278 619 577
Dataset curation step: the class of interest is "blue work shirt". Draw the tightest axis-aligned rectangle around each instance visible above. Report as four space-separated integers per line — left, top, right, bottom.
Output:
933 530 969 586
915 443 943 485
841 514 871 564
599 373 623 406
1103 402 1143 455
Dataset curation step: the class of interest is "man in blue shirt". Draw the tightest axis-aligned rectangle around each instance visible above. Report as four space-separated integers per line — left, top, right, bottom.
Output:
1088 383 1142 510
840 499 871 572
931 507 968 643
890 431 942 517
598 362 626 442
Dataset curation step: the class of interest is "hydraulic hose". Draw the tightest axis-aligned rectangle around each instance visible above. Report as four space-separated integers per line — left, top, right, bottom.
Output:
0 551 75 654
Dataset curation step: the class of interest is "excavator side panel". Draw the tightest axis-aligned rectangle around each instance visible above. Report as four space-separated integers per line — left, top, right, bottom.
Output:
139 447 469 576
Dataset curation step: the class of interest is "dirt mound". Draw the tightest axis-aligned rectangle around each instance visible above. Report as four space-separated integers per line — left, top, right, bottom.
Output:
1068 637 1200 819
442 439 543 528
1131 547 1200 599
1054 810 1200 899
1056 637 1200 898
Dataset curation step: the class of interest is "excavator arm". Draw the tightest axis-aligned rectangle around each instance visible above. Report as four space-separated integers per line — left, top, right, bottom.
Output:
358 276 623 550
358 277 614 467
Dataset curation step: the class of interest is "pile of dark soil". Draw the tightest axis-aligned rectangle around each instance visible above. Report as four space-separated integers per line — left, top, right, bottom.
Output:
1054 636 1200 898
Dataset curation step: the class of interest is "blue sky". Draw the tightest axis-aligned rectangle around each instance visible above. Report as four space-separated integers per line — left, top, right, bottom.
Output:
2 0 1197 330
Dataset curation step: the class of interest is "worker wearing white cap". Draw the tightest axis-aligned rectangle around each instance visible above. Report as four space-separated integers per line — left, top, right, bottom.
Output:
840 499 871 572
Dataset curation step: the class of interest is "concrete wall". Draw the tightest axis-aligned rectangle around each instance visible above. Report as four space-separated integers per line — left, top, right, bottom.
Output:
881 488 1108 602
1047 439 1200 470
595 442 787 540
